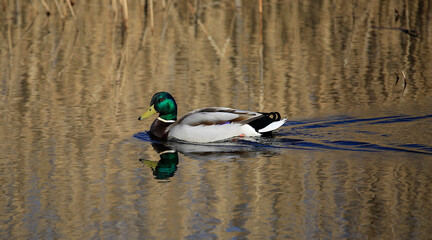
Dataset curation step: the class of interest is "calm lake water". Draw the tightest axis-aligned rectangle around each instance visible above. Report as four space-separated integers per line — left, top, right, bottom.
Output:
1 1 432 239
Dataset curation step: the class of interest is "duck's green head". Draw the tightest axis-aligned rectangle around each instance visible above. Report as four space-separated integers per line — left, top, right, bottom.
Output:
138 92 178 121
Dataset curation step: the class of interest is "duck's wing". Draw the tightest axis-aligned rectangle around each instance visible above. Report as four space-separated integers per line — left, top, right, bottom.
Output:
172 107 262 127
167 107 286 143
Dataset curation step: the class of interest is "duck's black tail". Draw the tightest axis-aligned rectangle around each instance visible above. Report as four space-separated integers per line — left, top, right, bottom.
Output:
247 112 283 135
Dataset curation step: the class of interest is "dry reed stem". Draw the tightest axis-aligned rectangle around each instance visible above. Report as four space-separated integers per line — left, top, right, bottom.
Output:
149 0 154 32
66 0 76 20
112 0 118 15
53 0 64 19
61 0 68 17
119 0 129 28
41 0 51 15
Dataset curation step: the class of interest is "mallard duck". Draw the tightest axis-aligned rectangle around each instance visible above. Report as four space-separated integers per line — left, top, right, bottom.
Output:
138 92 286 143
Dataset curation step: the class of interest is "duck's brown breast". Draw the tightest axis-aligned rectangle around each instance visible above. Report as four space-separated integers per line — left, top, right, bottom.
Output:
150 119 174 140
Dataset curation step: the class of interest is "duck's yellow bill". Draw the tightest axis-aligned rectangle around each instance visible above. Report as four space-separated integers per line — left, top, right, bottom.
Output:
138 105 157 120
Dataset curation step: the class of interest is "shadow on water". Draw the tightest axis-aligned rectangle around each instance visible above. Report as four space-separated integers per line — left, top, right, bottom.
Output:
134 113 432 179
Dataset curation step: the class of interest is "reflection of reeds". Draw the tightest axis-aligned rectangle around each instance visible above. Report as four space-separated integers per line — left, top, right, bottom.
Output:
394 71 408 95
258 0 264 111
395 72 399 85
58 27 80 78
7 19 12 54
394 9 400 22
186 1 234 58
402 70 407 95
2 0 430 116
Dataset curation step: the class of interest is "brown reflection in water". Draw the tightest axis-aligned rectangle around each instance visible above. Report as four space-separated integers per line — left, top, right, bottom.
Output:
1 1 431 115
1 0 432 239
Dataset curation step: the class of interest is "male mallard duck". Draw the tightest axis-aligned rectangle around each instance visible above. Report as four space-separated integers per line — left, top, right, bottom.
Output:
138 92 286 143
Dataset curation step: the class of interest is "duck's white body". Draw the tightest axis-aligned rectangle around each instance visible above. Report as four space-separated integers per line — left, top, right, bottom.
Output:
166 107 286 143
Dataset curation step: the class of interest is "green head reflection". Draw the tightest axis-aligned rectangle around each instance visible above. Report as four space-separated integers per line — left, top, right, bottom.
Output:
140 143 179 180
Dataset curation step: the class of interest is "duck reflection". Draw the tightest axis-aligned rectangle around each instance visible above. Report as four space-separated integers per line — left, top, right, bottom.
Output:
138 133 281 180
140 142 179 180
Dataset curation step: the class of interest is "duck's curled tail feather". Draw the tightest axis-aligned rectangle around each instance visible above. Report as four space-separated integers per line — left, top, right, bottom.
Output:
260 112 281 121
247 111 286 133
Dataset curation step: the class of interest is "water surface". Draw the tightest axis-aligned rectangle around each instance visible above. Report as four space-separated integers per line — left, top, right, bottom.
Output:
1 1 432 239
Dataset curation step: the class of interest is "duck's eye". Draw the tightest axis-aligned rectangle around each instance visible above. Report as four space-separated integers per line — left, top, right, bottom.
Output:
158 98 164 103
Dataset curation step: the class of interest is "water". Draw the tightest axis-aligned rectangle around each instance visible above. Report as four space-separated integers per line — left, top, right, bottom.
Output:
1 1 432 239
